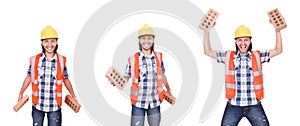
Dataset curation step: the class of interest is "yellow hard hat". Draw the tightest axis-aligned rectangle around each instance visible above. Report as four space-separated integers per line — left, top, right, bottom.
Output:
235 25 251 38
138 24 155 38
41 25 58 40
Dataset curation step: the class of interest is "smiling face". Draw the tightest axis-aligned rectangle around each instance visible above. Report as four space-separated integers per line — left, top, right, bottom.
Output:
42 38 57 54
139 35 154 51
235 37 251 55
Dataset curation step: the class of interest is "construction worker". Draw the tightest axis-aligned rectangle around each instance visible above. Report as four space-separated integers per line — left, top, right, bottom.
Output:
18 25 77 126
202 21 283 125
110 24 172 126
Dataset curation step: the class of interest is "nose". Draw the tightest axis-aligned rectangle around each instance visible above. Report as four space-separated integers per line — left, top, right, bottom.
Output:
241 40 246 44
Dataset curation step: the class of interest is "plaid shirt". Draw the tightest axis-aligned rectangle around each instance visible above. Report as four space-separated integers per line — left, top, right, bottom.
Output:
27 53 68 112
125 51 165 109
217 50 270 106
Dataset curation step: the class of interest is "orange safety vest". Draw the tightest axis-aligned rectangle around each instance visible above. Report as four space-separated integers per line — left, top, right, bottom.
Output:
128 51 164 105
30 53 66 106
225 51 264 100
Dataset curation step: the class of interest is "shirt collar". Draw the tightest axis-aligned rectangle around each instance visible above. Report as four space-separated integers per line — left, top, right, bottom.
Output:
41 53 57 61
235 51 251 61
139 50 155 58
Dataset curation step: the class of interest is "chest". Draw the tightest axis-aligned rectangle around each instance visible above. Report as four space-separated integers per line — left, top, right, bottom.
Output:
37 59 57 78
138 56 157 76
233 56 252 71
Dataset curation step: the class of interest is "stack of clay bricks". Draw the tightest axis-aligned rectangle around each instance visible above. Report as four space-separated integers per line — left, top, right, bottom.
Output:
105 67 127 90
268 8 287 31
199 8 219 31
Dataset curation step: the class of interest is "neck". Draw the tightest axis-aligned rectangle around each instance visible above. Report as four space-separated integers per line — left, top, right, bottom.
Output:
239 51 248 56
45 52 55 61
142 49 152 58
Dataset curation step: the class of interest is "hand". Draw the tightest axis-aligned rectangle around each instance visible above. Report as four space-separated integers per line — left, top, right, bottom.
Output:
109 79 115 86
167 89 172 96
72 95 77 101
18 93 23 102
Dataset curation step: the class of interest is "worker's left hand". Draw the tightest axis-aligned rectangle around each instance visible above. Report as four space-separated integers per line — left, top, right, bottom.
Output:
18 93 23 102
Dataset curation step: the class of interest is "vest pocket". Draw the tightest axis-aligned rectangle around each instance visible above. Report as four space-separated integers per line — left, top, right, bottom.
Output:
38 66 45 79
139 65 147 78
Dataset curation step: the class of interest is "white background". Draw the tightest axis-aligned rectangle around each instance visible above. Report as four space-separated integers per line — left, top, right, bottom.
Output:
0 0 299 125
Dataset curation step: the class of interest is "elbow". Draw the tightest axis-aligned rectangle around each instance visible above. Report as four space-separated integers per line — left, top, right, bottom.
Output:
278 49 283 55
277 47 283 55
271 48 283 58
204 52 210 57
203 48 210 56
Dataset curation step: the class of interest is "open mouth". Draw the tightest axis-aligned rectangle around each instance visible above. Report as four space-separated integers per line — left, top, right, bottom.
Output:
239 44 248 53
241 45 246 49
45 46 55 51
142 43 152 48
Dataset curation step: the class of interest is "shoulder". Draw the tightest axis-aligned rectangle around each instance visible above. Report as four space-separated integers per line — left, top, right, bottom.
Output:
217 50 232 56
154 51 163 56
128 51 140 58
226 50 235 54
155 51 162 54
256 50 269 54
127 51 140 64
29 53 42 60
57 53 66 59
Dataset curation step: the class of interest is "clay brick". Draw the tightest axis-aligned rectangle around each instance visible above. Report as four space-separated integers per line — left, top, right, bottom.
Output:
13 94 29 112
268 8 287 30
64 95 81 113
163 90 176 105
199 8 219 30
105 67 127 90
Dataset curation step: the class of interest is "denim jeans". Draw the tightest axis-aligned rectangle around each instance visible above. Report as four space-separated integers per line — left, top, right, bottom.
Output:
221 102 269 126
131 105 161 126
32 106 62 126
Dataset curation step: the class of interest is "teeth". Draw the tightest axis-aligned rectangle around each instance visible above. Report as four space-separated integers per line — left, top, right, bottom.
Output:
144 44 150 46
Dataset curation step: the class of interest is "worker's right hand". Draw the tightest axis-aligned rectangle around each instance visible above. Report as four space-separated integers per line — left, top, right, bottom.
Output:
109 79 115 86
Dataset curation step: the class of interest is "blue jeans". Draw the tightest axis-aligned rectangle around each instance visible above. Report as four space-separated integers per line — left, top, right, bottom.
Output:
131 105 161 126
32 106 62 126
221 102 269 126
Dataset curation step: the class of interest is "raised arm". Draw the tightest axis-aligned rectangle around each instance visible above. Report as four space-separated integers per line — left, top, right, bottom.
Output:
203 30 218 59
269 30 283 58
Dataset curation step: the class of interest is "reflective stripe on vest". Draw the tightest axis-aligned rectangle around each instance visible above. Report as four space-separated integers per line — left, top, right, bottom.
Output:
129 51 164 105
31 53 65 106
224 51 264 100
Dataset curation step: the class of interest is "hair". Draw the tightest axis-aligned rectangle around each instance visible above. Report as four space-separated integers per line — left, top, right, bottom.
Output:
234 37 252 54
41 38 58 41
138 35 155 39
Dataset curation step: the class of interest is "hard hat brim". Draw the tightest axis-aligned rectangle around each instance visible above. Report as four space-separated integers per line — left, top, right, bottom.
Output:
138 34 155 38
234 35 252 39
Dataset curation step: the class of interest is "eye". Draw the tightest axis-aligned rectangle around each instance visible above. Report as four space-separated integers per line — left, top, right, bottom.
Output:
244 39 250 42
